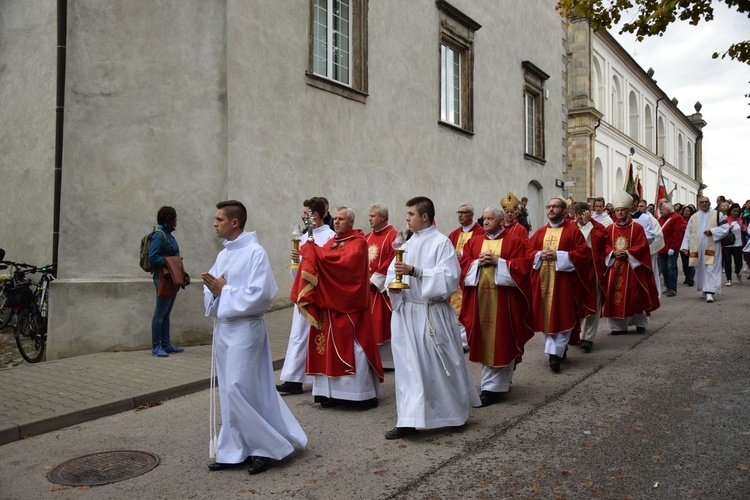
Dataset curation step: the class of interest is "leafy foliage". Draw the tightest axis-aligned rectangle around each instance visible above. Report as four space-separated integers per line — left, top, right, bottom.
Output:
556 0 750 64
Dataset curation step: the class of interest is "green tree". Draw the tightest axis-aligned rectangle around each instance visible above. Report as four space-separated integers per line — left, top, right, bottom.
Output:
556 0 750 65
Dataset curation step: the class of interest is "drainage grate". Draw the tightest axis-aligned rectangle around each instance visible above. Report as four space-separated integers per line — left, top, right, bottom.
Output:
47 450 160 486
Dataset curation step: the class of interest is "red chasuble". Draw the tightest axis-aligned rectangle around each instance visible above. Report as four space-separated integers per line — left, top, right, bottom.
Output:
529 219 595 339
602 220 660 318
290 229 384 381
448 223 485 316
365 225 397 345
503 221 529 240
459 232 534 367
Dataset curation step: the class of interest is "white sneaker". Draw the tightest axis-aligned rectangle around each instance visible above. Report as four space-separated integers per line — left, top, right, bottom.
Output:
706 294 714 303
726 281 732 287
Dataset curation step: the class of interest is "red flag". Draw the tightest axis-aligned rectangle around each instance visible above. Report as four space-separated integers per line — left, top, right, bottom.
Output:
635 173 643 200
655 165 669 206
624 156 634 195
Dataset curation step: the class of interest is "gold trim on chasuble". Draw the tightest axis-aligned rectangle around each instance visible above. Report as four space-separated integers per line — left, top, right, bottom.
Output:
540 228 563 334
611 226 633 307
477 239 503 365
450 231 475 314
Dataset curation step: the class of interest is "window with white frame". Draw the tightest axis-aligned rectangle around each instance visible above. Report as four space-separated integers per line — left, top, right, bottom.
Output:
437 1 481 134
307 0 368 102
523 61 549 162
629 91 639 141
644 104 654 151
687 142 694 177
678 133 685 172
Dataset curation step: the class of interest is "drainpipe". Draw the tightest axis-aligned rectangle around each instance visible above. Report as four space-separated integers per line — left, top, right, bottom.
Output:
53 0 67 276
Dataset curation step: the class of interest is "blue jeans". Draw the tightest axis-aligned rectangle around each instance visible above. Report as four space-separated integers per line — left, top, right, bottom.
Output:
658 252 678 292
152 282 178 350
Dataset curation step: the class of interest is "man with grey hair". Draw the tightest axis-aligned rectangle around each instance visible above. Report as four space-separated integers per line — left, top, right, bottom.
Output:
459 206 534 406
448 203 484 350
680 196 730 303
657 201 687 297
291 206 384 408
365 203 398 368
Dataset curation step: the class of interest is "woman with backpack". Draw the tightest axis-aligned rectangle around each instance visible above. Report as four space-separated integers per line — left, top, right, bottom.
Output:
148 206 185 357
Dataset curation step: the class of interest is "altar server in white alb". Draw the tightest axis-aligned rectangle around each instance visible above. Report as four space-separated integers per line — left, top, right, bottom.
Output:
276 197 335 395
202 200 307 475
384 196 480 440
680 196 731 303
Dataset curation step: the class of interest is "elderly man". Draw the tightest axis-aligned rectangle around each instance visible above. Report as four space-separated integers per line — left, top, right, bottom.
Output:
460 206 533 406
592 197 614 227
657 202 687 297
680 196 731 303
365 203 398 369
277 197 336 395
385 196 480 439
500 192 530 239
529 198 593 373
602 192 660 335
202 200 307 475
291 206 384 408
448 203 484 349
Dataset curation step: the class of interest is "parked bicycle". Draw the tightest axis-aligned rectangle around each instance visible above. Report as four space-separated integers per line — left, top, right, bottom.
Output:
1 257 55 363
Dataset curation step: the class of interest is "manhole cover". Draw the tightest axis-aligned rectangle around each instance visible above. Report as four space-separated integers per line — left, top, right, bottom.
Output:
47 450 160 486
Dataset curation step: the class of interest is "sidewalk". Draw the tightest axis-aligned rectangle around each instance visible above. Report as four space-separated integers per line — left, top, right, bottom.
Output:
0 306 294 446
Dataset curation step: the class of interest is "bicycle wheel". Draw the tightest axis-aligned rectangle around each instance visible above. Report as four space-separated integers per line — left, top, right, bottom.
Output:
14 306 46 363
0 291 10 330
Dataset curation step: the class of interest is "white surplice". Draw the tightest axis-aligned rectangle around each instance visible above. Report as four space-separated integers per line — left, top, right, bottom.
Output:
633 211 663 297
204 231 307 463
386 225 480 430
680 210 730 295
279 224 335 385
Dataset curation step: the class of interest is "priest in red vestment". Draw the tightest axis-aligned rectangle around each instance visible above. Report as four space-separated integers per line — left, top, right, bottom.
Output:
529 197 595 373
447 203 485 349
291 206 384 408
500 192 530 240
602 192 660 334
460 206 533 407
365 203 398 369
575 201 609 353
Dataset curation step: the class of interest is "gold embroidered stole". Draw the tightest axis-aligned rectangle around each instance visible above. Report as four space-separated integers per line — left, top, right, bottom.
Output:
689 211 716 266
610 224 634 315
540 227 563 334
450 230 475 314
477 239 503 365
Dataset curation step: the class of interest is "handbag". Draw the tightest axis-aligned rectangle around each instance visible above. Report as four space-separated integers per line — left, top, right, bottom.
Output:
718 212 736 247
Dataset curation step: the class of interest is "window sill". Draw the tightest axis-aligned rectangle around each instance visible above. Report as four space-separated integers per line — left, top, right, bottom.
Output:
305 72 368 103
524 153 546 165
438 120 474 137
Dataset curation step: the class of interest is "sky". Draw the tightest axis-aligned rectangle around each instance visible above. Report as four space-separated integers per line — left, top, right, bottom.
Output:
611 2 750 204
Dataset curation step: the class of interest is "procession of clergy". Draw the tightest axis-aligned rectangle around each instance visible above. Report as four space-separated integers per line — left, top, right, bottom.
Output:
205 191 729 474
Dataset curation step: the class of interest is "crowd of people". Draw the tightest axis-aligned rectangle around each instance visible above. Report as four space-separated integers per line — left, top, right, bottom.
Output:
144 193 748 476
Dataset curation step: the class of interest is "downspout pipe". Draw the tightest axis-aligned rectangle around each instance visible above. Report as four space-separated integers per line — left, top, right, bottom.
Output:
53 0 67 276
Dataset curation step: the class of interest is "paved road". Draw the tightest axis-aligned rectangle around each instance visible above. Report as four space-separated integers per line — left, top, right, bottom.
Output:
0 282 748 499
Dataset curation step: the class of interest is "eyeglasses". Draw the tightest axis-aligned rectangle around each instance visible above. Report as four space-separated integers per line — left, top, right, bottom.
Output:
456 211 472 215
545 205 563 209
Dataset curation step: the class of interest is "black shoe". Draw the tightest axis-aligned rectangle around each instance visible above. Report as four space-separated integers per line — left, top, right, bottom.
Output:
385 426 418 440
479 390 502 407
359 397 379 409
580 340 593 353
247 457 269 475
549 355 561 373
610 330 626 336
636 326 646 333
276 381 303 394
319 397 341 408
562 346 568 360
686 279 695 287
208 461 245 472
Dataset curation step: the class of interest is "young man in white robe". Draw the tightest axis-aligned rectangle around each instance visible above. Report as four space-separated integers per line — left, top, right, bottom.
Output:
202 200 307 475
680 196 731 303
385 196 480 439
276 197 335 395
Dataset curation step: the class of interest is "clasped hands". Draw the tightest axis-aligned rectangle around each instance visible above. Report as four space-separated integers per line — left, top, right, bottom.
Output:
478 252 498 267
540 248 558 261
201 272 226 296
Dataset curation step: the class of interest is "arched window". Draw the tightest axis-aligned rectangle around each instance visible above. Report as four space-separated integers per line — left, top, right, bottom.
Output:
592 58 603 110
678 134 685 172
644 104 653 151
629 91 639 141
657 116 665 158
611 76 623 129
594 158 604 197
687 142 694 177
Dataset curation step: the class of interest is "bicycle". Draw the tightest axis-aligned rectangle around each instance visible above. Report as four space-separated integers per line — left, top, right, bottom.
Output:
5 263 55 363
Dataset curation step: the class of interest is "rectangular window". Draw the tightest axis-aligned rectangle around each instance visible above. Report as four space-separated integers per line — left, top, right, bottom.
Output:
441 44 461 126
437 1 481 135
522 61 549 163
307 0 367 102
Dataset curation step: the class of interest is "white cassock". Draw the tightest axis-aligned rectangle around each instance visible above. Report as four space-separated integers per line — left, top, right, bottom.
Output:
592 211 613 227
633 212 664 298
204 231 307 463
680 210 730 294
386 225 480 429
279 224 335 385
